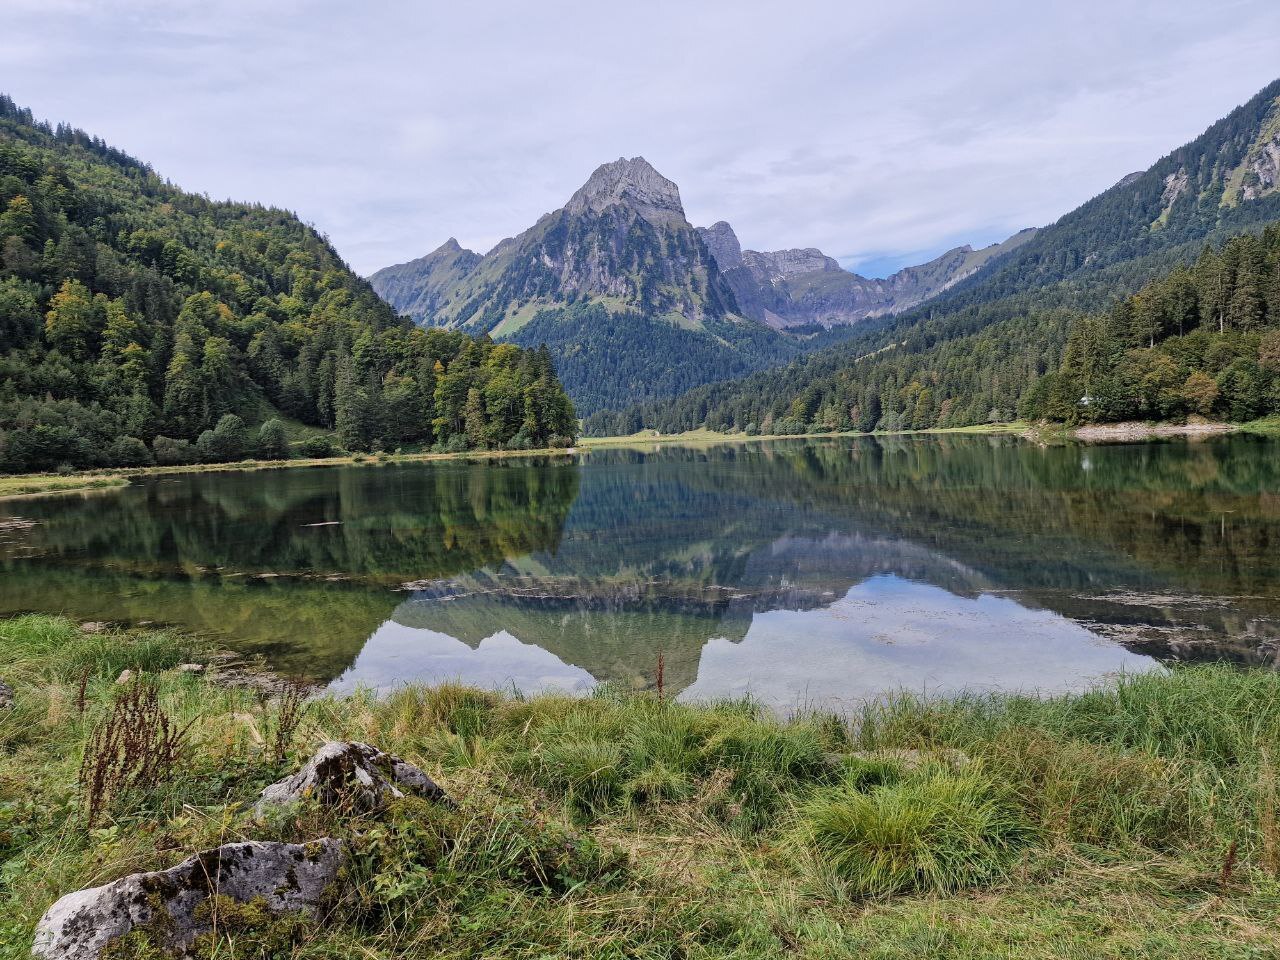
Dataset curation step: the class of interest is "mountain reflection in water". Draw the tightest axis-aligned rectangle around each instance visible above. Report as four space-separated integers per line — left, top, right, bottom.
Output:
1 434 1278 710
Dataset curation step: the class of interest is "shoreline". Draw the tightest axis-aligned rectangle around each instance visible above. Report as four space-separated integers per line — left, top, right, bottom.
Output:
4 415 1275 501
0 424 1027 500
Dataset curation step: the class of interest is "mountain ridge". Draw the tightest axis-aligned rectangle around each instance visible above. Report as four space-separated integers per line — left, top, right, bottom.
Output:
371 166 1033 334
697 221 1037 329
369 157 1035 413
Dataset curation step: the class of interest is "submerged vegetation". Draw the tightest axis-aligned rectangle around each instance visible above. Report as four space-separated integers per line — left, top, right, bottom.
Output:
4 614 1280 957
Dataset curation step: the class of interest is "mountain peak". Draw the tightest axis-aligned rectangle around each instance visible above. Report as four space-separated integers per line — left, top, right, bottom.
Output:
698 221 743 269
566 156 685 223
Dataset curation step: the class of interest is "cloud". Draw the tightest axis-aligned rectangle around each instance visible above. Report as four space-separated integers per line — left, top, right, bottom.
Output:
5 0 1279 276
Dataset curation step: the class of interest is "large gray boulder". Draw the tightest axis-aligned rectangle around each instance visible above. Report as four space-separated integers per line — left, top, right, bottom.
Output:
32 839 344 960
255 741 448 816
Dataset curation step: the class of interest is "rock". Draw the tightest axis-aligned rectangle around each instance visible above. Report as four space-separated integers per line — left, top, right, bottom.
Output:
78 622 107 634
255 741 449 817
565 156 685 225
1161 167 1189 207
31 839 344 960
175 663 204 674
0 677 13 709
114 670 135 685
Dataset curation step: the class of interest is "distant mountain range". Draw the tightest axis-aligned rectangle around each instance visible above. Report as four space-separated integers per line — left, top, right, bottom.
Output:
370 158 1031 412
696 220 1037 329
374 78 1280 426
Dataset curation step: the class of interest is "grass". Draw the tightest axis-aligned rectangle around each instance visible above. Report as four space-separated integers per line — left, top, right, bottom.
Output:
801 768 1030 897
0 473 129 499
3 615 1280 957
1242 414 1280 435
0 443 585 500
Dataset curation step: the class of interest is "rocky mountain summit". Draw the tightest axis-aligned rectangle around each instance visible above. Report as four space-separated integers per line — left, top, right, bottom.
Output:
367 157 1034 412
370 156 738 336
364 237 481 325
564 156 686 226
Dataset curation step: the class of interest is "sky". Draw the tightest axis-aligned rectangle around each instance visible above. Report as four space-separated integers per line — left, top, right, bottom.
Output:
5 1 1280 278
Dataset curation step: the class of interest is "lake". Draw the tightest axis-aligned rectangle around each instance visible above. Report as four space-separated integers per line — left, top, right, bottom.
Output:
3 434 1279 711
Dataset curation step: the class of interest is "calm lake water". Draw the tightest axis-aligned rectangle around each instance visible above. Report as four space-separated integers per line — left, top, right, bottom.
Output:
3 434 1279 710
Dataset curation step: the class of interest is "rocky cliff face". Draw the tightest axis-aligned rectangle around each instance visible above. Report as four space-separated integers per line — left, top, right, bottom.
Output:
564 156 686 226
696 221 1037 329
372 159 1037 334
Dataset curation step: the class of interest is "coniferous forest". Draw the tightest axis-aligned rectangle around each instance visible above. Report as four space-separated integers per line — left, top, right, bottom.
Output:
1030 228 1280 423
0 96 576 474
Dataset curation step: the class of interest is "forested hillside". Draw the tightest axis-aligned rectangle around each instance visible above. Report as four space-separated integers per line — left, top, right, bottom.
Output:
1028 227 1280 423
0 96 575 473
586 79 1280 435
507 302 803 414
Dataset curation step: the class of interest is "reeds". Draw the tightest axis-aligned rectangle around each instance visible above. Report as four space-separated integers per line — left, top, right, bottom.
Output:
270 680 312 765
78 679 192 826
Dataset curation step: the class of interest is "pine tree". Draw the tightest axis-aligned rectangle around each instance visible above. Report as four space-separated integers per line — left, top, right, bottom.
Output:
463 387 487 449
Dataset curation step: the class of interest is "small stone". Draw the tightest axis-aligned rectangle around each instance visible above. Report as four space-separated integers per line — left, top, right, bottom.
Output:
114 670 135 685
78 622 107 634
31 838 345 960
255 741 449 817
175 663 204 674
0 677 13 710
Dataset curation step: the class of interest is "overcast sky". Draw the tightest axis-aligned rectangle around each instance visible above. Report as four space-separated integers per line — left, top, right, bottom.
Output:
6 1 1280 277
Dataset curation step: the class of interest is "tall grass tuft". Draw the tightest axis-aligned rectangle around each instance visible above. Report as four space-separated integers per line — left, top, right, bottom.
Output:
800 769 1032 897
0 614 189 684
269 680 312 765
1260 746 1279 876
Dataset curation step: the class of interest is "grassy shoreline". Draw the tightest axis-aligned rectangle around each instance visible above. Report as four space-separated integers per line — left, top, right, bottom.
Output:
3 613 1280 957
0 444 586 500
5 415 1277 501
0 473 131 500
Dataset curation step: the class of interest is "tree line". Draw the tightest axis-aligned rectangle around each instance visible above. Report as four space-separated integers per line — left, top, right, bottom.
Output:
0 95 576 474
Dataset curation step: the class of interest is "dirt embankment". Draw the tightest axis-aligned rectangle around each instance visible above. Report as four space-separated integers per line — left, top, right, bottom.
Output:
1072 421 1238 443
